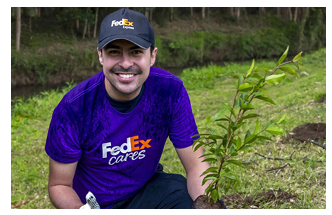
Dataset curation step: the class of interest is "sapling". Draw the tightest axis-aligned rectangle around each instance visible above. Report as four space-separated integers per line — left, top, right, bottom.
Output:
192 46 303 204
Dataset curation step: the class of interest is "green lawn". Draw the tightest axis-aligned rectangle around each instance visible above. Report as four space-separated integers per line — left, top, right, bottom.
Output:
11 48 326 209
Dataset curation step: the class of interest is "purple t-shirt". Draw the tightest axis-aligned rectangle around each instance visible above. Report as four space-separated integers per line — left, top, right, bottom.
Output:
45 67 199 208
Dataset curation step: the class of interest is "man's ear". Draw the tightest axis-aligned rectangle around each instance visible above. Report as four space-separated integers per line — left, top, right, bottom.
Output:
150 47 158 66
97 47 103 65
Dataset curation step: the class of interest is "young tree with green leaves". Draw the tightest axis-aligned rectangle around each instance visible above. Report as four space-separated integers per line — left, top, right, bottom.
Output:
192 46 303 203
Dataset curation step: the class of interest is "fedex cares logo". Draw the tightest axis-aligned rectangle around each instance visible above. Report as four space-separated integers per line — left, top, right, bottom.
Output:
111 19 134 29
102 136 151 165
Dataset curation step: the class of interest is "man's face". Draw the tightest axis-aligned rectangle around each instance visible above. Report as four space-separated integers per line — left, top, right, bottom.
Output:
97 39 157 101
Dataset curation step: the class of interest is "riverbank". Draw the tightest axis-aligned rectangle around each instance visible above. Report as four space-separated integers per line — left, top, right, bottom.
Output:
11 13 326 88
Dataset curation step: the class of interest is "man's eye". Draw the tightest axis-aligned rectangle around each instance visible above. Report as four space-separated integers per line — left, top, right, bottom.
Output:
108 50 119 54
132 50 143 55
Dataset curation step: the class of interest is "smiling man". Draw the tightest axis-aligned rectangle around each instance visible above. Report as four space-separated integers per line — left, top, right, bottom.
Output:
45 8 225 209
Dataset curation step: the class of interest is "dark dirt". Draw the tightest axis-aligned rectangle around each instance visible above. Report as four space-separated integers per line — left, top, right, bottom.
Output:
192 195 224 209
290 123 326 142
220 189 298 209
192 189 298 209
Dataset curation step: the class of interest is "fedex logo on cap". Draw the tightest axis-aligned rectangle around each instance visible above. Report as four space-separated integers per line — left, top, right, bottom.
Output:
111 18 134 29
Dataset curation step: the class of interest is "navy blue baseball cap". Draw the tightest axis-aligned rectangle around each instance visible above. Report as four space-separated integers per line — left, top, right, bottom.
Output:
98 8 155 50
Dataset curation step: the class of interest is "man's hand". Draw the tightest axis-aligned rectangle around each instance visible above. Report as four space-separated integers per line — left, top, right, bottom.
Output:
175 145 211 200
48 158 83 209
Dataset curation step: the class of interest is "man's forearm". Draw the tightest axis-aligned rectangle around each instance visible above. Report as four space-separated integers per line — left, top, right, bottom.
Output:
49 185 83 209
186 162 211 201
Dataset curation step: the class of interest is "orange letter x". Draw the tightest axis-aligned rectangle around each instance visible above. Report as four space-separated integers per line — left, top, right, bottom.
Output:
140 139 151 149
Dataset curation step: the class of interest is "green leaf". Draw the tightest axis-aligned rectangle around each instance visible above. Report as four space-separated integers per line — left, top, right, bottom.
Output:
222 173 237 180
238 75 244 88
206 115 211 124
231 122 246 132
202 174 218 186
245 134 257 144
266 125 284 135
241 113 260 120
208 135 224 141
211 189 219 202
224 159 244 168
231 152 238 156
202 157 218 163
255 95 276 105
293 52 302 62
192 137 203 147
244 130 251 141
238 83 253 92
241 103 255 110
279 66 299 77
236 137 242 149
238 144 252 151
277 46 289 66
254 119 259 134
277 114 286 124
265 73 286 85
250 73 263 80
257 135 273 141
200 167 218 177
193 141 206 152
213 107 227 122
216 123 228 131
215 117 229 122
246 59 255 77
229 144 235 154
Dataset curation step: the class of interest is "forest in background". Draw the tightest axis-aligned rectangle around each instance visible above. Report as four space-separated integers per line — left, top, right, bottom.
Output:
11 7 326 87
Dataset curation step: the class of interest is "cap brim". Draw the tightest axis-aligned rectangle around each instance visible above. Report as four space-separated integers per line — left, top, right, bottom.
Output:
98 35 152 50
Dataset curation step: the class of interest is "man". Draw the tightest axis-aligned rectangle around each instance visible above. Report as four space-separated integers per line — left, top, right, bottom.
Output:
45 8 219 209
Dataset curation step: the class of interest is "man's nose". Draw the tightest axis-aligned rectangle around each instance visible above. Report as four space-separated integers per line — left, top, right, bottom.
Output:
118 52 133 69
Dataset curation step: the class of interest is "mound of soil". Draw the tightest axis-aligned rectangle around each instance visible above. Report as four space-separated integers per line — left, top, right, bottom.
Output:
192 195 225 209
290 123 326 142
221 189 297 209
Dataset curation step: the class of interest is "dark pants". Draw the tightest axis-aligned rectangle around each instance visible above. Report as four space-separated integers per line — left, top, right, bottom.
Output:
110 164 193 209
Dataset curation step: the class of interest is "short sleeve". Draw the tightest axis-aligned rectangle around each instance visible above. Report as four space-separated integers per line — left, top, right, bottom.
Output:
45 101 82 163
169 84 199 148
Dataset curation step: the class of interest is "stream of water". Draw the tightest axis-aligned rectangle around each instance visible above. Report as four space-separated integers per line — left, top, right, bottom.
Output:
11 67 185 100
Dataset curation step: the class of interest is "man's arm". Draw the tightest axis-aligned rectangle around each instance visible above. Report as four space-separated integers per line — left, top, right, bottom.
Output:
48 157 83 209
175 145 211 201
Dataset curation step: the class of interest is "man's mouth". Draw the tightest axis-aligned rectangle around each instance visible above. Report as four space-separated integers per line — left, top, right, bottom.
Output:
117 73 136 79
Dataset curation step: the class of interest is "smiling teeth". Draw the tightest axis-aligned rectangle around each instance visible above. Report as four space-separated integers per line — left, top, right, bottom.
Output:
119 74 134 78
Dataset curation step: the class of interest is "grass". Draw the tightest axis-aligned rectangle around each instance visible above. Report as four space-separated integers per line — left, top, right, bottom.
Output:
11 48 326 209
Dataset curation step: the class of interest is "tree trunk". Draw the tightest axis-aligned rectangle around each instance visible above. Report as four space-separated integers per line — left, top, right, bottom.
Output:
299 7 310 50
259 7 266 15
191 7 193 17
87 24 90 38
93 7 99 38
277 7 281 16
170 7 173 21
150 8 153 22
294 7 299 22
76 19 79 30
15 7 21 51
202 7 205 19
83 19 87 39
288 7 293 20
145 7 149 20
236 7 241 22
229 7 234 16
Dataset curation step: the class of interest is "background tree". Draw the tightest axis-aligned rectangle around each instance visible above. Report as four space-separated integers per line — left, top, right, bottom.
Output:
15 7 21 51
